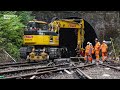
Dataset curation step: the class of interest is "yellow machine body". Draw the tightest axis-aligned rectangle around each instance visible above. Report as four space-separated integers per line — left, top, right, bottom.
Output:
20 19 86 62
49 19 85 51
27 51 49 61
23 20 59 47
23 32 59 46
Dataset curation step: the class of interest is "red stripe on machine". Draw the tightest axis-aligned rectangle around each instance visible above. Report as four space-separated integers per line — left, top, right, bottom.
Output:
69 24 76 27
24 36 33 38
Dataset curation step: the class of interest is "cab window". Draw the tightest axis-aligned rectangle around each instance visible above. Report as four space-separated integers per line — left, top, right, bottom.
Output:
43 32 58 36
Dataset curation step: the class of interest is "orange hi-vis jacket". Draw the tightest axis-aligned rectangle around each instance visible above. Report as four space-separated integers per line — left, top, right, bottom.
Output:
90 45 94 54
95 42 101 51
85 45 93 62
85 45 91 54
100 43 108 53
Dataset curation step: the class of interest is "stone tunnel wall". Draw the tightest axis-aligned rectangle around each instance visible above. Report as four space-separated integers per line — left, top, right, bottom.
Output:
33 11 119 40
32 11 120 53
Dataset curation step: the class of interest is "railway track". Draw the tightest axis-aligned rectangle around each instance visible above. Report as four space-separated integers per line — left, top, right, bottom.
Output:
0 63 70 79
44 63 95 79
0 62 96 79
79 63 120 79
0 61 50 69
1 57 119 79
71 63 93 79
0 62 28 67
99 63 120 71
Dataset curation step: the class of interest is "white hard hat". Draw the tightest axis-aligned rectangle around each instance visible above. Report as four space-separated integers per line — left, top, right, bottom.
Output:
87 42 90 44
95 38 98 41
103 40 106 43
89 43 92 45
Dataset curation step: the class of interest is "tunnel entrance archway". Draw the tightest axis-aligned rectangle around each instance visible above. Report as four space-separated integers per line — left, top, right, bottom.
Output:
64 17 98 47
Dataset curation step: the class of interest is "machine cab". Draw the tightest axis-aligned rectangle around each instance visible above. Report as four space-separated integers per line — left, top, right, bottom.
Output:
27 20 48 31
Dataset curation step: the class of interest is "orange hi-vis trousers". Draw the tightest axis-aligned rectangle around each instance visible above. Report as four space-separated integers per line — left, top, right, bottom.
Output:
84 52 88 60
84 52 92 62
95 50 100 61
102 52 107 61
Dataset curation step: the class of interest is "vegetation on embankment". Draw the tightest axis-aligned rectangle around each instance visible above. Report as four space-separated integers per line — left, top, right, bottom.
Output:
0 11 34 61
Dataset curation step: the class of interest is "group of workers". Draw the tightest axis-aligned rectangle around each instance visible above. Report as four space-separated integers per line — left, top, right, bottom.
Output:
84 38 108 64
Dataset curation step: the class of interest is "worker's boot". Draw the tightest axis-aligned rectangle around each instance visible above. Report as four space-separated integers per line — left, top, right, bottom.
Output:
90 58 93 64
96 60 99 65
102 57 107 63
90 60 92 64
87 61 90 64
102 60 104 63
103 60 108 64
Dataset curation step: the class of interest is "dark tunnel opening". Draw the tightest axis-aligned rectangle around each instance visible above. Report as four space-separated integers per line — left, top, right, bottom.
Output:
83 20 98 47
59 28 78 57
83 19 98 59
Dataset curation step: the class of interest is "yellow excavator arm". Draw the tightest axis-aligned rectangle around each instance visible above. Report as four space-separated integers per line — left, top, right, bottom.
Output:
49 19 85 50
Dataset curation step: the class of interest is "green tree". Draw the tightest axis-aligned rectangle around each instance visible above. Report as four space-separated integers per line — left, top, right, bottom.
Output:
0 11 34 61
16 11 35 25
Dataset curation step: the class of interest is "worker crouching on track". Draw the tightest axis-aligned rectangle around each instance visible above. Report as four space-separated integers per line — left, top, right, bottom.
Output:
84 42 92 64
100 40 108 62
94 38 101 64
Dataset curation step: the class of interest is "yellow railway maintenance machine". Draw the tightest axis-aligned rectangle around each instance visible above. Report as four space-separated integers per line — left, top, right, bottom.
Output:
20 18 85 62
49 18 85 57
20 20 60 62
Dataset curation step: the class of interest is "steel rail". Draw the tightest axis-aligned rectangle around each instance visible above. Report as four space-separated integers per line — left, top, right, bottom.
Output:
2 63 95 79
0 62 43 69
99 63 120 71
72 63 92 79
0 63 70 75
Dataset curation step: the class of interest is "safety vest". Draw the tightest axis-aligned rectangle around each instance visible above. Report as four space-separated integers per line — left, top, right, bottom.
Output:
101 43 108 53
85 45 91 53
92 46 94 54
95 42 101 51
90 45 94 54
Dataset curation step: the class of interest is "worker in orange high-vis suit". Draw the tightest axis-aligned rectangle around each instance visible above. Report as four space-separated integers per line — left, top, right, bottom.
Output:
94 38 101 63
91 43 95 55
88 43 94 63
84 42 90 64
100 40 108 62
